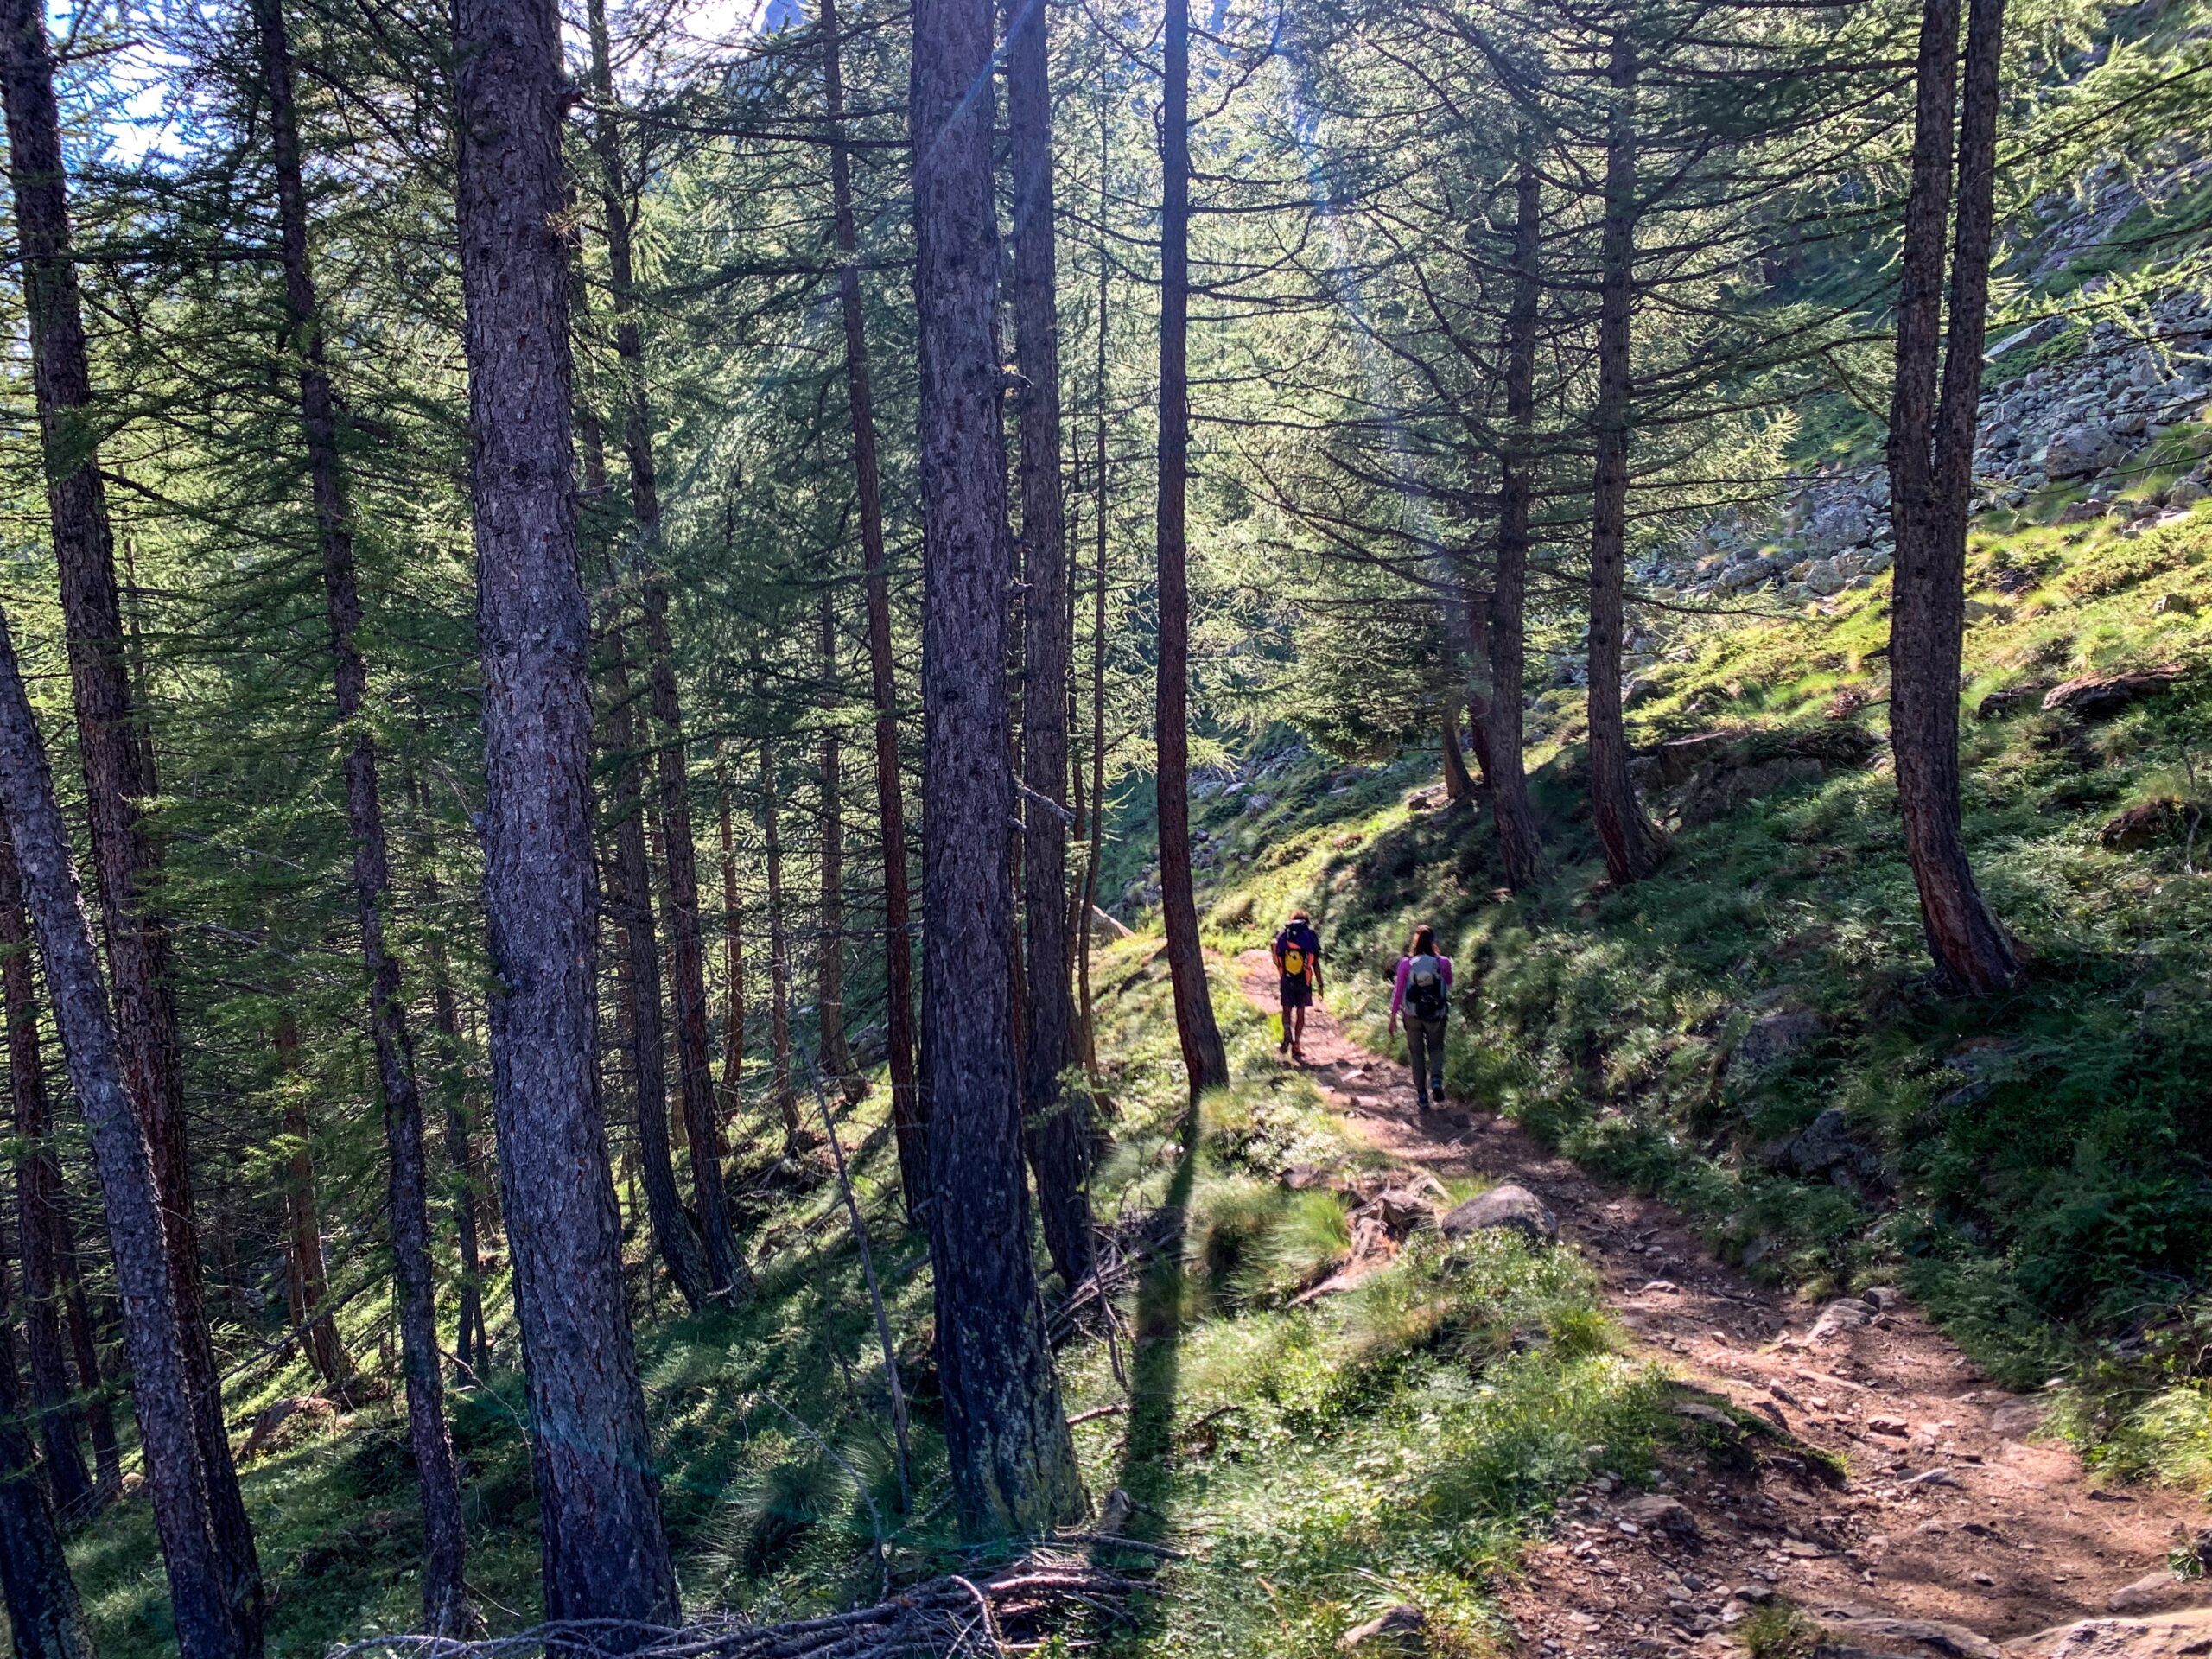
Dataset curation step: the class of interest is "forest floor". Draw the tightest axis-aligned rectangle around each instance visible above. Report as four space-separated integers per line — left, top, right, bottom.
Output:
1232 949 2212 1656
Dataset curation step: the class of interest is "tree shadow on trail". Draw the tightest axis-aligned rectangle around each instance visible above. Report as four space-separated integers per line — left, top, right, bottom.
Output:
1113 1098 1201 1545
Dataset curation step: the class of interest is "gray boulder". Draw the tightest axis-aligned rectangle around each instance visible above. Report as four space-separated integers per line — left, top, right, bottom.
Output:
1439 1184 1558 1245
1739 1008 1824 1067
1818 1617 2005 1659
1801 497 1876 555
2043 423 2131 479
2005 1610 2212 1656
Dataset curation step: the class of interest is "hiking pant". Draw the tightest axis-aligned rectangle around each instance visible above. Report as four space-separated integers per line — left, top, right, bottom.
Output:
1405 1016 1446 1104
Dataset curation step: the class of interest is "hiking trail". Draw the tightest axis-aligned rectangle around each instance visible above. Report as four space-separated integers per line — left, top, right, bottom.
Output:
1233 948 2212 1658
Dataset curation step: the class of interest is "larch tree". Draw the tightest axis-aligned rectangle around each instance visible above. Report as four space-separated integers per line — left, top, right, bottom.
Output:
0 613 236 1659
1885 0 2023 994
819 0 924 1212
0 1249 94 1659
584 0 751 1302
0 2 264 1637
909 0 1088 1537
451 0 679 1627
0 826 95 1520
1154 0 1231 1099
1008 0 1095 1289
251 0 468 1624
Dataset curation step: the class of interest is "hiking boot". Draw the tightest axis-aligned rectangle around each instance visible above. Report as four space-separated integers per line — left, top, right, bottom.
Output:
1430 1076 1446 1100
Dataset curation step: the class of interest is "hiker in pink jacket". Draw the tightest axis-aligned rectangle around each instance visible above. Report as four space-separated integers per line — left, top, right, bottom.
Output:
1387 924 1453 1109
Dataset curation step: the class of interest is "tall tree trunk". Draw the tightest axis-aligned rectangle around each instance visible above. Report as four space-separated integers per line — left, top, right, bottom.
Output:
820 0 923 1212
716 753 747 1110
1886 0 2020 995
599 628 714 1312
0 828 94 1522
0 612 237 1659
1585 33 1668 887
0 7 263 1635
271 1019 350 1392
584 0 748 1300
0 1256 93 1659
401 760 489 1370
1154 0 1230 1098
1440 705 1476 802
254 0 467 1622
760 740 801 1147
1007 0 1094 1290
1484 127 1547 891
817 592 858 1090
451 0 678 1627
1077 102 1113 1093
909 0 1087 1538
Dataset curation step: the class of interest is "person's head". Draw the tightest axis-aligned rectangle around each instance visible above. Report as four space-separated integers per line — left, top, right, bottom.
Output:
1409 924 1437 957
1290 908 1310 925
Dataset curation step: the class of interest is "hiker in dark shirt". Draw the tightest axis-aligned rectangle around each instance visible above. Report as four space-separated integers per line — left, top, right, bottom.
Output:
1388 923 1454 1109
1271 909 1324 1063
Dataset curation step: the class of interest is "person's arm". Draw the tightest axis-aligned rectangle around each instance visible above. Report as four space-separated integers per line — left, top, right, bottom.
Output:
1312 939 1325 997
1388 957 1407 1031
1440 955 1453 991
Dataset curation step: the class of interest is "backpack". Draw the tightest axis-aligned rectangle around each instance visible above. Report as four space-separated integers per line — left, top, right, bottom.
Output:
1280 937 1308 980
1405 954 1447 1020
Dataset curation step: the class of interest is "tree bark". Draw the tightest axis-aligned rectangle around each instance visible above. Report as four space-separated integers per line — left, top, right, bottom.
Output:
452 0 678 1627
760 740 801 1147
255 0 468 1622
820 0 923 1212
1885 0 2021 995
1007 0 1094 1291
1154 0 1231 1099
909 0 1087 1538
817 591 858 1090
584 0 749 1301
271 1019 351 1393
1585 32 1669 887
599 632 714 1312
1483 127 1547 891
0 827 94 1522
0 5 263 1633
0 611 237 1659
0 1255 94 1659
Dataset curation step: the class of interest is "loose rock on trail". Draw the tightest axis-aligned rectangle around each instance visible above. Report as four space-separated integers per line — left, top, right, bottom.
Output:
1233 950 2211 1658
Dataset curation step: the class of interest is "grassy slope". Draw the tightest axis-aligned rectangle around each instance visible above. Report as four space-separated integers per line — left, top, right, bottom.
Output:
61 941 1702 1659
1179 462 2212 1485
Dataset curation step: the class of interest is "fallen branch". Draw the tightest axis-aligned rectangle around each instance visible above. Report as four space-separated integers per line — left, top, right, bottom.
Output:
328 1547 1157 1659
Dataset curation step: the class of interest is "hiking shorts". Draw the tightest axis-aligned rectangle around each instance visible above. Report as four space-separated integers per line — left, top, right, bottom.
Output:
1280 976 1313 1010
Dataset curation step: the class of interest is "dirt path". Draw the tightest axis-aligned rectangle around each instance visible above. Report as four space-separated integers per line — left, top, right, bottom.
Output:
1234 950 2210 1656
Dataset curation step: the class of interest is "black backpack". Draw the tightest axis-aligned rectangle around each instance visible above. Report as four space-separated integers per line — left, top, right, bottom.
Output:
1405 954 1447 1020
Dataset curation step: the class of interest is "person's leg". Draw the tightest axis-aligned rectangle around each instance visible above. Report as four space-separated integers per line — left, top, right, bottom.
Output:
1407 1018 1432 1107
1291 1004 1307 1059
1427 1018 1447 1102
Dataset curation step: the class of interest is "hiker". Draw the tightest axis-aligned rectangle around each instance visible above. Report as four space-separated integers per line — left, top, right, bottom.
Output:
1272 908 1325 1062
1387 924 1453 1109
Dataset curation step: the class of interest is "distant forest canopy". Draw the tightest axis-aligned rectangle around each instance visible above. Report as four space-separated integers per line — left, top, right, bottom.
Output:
0 0 2208 1651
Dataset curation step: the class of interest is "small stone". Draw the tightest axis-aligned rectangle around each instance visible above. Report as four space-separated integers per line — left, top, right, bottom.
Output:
1621 1494 1701 1542
1866 1414 1910 1436
1811 1298 1877 1340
